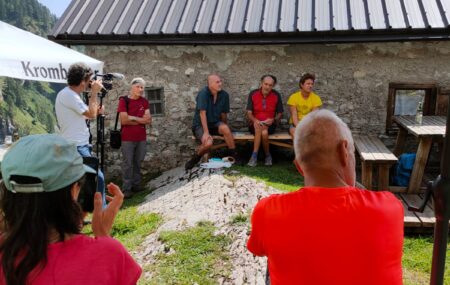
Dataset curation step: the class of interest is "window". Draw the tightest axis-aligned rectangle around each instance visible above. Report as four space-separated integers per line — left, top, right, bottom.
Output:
145 87 164 116
386 83 437 133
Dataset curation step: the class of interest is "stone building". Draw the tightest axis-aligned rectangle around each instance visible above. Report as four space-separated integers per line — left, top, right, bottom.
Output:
50 0 450 177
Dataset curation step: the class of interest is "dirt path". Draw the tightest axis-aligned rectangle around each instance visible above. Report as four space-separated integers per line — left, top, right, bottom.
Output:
135 166 280 284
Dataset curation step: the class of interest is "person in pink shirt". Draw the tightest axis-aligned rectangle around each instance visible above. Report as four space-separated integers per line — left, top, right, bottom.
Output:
0 134 141 285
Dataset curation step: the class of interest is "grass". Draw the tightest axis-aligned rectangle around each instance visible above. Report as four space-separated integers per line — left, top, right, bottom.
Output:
83 186 162 250
402 235 450 284
225 160 304 192
148 221 231 285
230 212 249 225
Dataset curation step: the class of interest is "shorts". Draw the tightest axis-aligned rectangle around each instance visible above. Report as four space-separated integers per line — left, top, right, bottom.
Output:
249 123 276 135
192 122 223 141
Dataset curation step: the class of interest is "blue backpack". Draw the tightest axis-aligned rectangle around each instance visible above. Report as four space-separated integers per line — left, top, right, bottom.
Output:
393 153 416 187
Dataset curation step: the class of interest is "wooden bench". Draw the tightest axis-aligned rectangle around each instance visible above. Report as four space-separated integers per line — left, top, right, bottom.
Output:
210 131 292 150
354 135 398 190
191 131 292 151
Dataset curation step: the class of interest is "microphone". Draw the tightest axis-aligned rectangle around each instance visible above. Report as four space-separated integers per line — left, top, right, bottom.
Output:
106 73 125 80
94 72 125 81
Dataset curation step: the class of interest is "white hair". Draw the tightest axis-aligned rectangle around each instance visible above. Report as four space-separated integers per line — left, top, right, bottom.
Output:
130 77 145 86
294 109 354 164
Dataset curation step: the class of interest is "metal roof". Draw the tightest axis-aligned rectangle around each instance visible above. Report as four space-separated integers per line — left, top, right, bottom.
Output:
50 0 450 45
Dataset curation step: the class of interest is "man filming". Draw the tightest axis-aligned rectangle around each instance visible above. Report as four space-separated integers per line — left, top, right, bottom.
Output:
55 62 106 204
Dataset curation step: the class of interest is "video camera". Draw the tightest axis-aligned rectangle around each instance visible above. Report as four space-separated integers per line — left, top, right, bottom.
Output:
91 71 125 97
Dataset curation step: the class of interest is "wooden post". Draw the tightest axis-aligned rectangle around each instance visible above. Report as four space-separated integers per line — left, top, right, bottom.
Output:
408 137 433 193
361 161 373 190
378 164 390 191
393 128 407 157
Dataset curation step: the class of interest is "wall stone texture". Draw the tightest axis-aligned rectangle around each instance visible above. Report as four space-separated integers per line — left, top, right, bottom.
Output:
85 41 450 178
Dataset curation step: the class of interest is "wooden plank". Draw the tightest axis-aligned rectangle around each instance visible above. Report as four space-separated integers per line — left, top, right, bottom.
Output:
354 136 376 161
354 135 397 162
361 161 373 189
377 164 390 191
370 137 398 161
400 194 435 227
408 137 433 193
388 186 408 193
268 133 292 140
269 141 293 149
396 194 422 227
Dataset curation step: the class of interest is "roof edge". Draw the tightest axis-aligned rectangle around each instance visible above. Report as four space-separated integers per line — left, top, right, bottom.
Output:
48 28 450 46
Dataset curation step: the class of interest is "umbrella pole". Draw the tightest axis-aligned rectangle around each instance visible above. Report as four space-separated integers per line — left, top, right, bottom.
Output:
430 105 450 285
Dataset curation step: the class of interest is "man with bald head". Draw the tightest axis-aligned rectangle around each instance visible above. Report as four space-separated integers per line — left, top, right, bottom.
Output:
247 109 404 285
186 74 237 170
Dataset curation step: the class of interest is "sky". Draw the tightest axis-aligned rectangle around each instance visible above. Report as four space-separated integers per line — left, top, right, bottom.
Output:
37 0 72 18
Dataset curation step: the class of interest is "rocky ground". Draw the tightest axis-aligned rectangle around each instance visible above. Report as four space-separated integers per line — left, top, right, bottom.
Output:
134 166 281 284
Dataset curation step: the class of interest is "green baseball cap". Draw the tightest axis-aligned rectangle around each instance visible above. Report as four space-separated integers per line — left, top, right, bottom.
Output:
0 134 95 193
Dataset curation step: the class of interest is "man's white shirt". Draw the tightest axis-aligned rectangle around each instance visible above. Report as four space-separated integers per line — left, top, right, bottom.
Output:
55 86 90 146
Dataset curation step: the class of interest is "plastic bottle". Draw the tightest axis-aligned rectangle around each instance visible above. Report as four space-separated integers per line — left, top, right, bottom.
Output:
415 101 423 124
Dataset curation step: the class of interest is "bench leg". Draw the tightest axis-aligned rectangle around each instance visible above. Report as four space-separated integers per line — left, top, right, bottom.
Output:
377 164 390 191
361 161 373 190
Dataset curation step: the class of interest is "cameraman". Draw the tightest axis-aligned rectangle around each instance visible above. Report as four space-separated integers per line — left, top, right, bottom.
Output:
55 62 106 205
0 134 141 285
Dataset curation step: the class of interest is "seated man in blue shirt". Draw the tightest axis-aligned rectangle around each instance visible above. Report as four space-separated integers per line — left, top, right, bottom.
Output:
185 74 237 170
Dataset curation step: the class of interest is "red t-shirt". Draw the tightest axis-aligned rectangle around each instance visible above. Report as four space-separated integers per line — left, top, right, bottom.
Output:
117 96 149 141
247 186 404 285
246 89 283 121
0 235 142 285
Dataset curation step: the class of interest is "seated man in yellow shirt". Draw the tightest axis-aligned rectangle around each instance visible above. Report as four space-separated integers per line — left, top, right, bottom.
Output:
287 73 322 138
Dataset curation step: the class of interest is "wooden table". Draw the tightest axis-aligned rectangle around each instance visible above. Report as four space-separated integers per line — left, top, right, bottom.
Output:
392 116 446 193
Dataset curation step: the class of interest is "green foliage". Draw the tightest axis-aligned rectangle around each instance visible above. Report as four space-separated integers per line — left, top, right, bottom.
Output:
149 222 231 285
230 213 249 225
402 236 450 284
82 187 162 250
0 0 56 36
225 161 304 192
1 78 56 136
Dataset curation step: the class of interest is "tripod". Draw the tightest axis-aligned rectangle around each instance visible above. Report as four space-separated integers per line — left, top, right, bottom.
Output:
83 92 106 172
96 95 106 171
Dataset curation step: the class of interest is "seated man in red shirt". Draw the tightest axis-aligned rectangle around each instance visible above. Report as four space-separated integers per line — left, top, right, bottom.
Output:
246 75 283 166
247 109 404 285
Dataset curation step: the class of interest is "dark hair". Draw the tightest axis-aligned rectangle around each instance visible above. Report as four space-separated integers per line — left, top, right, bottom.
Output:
0 177 84 285
299 73 315 86
260 74 277 85
67 63 92 86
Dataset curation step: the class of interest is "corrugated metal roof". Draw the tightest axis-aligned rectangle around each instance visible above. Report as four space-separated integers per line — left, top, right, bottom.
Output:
50 0 450 45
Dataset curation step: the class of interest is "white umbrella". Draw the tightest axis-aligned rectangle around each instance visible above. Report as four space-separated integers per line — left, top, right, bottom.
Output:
0 21 103 83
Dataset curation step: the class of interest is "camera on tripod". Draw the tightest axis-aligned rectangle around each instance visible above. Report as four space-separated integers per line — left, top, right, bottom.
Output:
89 71 125 97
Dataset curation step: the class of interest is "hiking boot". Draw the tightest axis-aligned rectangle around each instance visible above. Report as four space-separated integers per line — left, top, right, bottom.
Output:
123 189 133 199
185 154 202 170
247 156 257 167
265 155 272 166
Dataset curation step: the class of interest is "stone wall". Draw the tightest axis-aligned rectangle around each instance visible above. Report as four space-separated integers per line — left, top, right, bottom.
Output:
85 42 450 178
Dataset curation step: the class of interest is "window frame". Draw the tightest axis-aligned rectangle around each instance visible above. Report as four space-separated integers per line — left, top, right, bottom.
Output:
145 87 164 117
386 82 438 133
